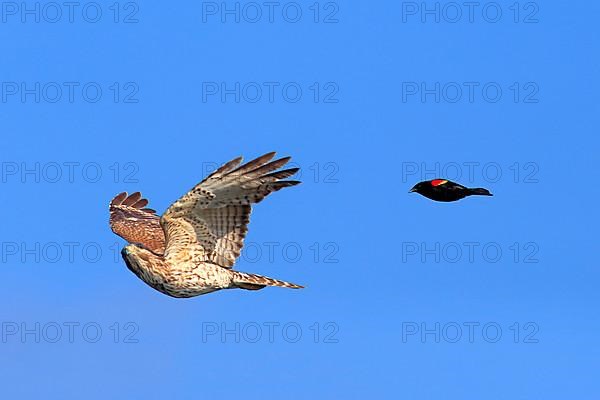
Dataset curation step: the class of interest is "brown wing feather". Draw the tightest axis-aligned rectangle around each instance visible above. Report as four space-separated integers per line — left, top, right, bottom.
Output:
109 192 166 255
161 152 300 269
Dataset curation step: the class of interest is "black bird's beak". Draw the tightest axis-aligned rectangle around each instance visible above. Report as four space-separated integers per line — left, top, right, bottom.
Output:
409 188 417 193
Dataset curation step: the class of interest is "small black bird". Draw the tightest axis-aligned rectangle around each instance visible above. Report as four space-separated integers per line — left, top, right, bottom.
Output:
409 179 493 202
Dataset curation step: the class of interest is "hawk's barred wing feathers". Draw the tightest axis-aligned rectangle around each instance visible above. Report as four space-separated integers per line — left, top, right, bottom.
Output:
161 152 300 268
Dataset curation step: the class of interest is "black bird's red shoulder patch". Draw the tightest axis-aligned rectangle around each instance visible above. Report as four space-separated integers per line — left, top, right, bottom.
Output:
431 179 448 186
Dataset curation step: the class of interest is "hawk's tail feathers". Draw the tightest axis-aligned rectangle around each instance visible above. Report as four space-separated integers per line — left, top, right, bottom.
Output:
232 271 304 291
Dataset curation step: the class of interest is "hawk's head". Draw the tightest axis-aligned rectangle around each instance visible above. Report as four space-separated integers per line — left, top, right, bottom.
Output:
121 244 167 290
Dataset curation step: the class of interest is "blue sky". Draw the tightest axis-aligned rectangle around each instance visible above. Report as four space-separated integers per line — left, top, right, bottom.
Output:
0 2 598 399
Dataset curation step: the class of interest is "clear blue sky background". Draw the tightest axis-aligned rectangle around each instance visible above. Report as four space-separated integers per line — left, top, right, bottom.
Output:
0 2 598 399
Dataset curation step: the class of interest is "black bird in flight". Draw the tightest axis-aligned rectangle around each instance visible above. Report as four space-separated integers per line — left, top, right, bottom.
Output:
409 179 493 202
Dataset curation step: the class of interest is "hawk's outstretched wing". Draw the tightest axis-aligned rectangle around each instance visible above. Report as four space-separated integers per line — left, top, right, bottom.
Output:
109 192 166 255
160 152 300 268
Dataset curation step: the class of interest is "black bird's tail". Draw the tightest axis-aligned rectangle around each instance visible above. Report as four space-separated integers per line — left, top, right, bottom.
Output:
468 188 493 196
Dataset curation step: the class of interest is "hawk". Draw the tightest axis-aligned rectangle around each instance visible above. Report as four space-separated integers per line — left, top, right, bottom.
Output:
109 152 303 298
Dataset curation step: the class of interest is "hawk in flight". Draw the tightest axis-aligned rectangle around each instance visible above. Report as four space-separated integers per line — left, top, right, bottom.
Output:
109 152 303 298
